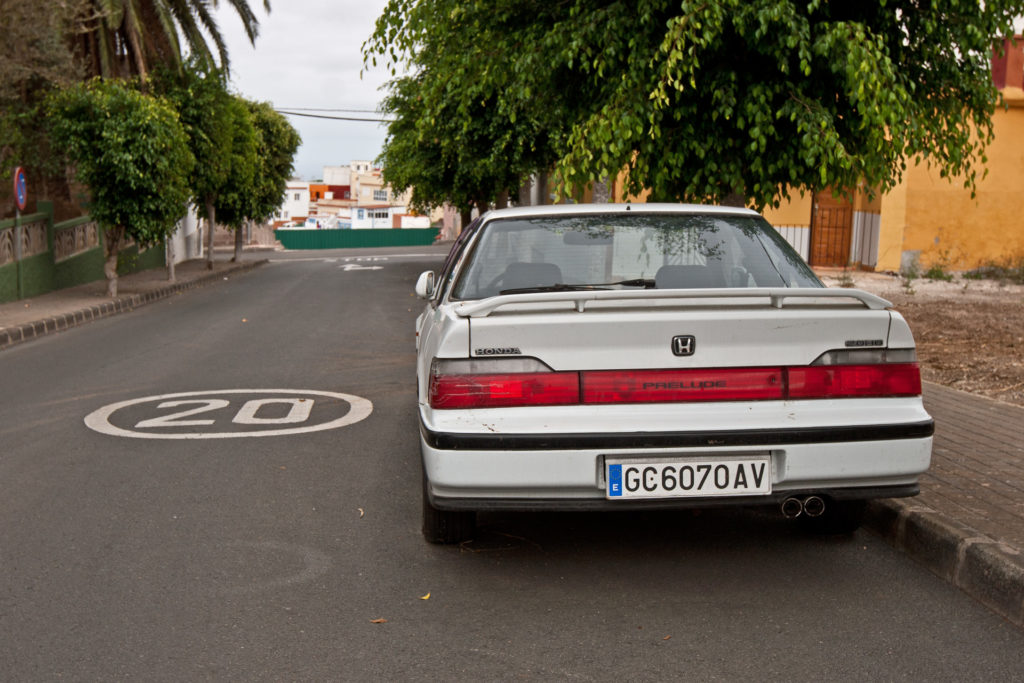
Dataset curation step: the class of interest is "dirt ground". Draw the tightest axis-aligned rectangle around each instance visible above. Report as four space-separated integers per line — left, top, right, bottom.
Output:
817 270 1024 408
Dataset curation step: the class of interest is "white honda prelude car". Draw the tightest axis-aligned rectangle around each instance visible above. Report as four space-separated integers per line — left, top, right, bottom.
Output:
414 204 933 543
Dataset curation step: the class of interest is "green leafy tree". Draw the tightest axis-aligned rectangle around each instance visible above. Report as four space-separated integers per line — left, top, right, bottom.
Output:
152 61 245 268
209 95 258 258
365 1 568 219
0 0 86 216
367 0 1019 209
46 79 194 296
376 75 527 226
216 100 299 261
72 0 270 81
3 1 268 218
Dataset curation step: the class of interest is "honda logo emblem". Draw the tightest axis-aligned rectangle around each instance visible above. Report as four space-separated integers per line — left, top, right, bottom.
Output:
672 335 696 357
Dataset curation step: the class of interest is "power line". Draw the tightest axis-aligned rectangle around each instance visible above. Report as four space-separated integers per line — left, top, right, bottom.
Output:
276 107 383 113
276 110 394 122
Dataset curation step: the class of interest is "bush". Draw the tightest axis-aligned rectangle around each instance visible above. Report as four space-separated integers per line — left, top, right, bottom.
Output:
923 264 955 281
963 256 1024 285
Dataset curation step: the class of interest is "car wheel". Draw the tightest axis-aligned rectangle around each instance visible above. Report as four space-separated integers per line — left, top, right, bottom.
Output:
421 469 475 544
801 498 866 535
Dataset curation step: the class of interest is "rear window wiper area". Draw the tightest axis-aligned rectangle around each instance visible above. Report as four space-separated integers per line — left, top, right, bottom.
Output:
499 278 656 295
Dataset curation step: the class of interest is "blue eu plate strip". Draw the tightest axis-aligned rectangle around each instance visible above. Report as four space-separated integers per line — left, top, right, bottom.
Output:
607 463 623 497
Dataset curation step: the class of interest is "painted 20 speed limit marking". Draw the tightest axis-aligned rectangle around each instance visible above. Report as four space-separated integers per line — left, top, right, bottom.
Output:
84 389 372 439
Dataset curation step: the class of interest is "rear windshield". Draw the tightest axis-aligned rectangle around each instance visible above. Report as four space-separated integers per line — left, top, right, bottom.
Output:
451 213 822 300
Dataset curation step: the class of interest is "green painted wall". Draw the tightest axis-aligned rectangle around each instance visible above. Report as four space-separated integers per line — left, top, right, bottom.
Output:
1 210 54 302
0 209 167 303
275 228 440 250
16 252 55 298
0 262 18 301
116 242 165 275
53 248 105 290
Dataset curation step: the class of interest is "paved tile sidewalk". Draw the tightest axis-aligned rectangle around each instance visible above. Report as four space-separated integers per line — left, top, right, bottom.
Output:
2 262 1023 626
869 384 1024 626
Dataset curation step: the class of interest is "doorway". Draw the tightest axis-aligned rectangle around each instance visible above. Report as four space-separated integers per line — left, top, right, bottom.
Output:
809 191 853 267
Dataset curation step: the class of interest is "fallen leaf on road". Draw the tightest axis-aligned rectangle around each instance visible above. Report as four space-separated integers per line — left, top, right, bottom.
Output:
358 508 365 518
420 592 430 600
242 318 248 323
663 635 671 641
370 618 388 624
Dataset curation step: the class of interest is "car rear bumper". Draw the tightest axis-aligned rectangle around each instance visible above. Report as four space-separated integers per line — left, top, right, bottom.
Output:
425 486 921 511
420 418 933 510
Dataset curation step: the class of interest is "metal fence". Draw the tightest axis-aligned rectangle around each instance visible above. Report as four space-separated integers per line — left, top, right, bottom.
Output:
275 228 440 250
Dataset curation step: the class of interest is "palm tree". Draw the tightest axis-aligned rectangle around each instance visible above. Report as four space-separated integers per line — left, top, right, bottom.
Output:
72 0 270 81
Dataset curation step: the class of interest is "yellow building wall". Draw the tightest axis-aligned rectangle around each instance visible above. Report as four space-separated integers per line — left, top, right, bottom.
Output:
876 176 908 272
878 90 1024 271
762 191 812 227
854 188 882 213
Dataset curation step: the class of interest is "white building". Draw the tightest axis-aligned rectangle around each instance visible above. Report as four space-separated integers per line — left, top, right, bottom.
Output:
168 205 201 263
322 166 351 185
272 163 430 230
275 181 310 226
352 205 398 229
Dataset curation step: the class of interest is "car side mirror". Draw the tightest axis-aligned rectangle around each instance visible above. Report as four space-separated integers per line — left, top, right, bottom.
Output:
415 271 435 299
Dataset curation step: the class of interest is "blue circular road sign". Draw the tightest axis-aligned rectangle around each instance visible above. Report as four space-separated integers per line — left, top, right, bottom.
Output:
14 166 27 211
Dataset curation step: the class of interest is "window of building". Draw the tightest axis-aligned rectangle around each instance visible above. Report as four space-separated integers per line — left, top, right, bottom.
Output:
373 189 388 202
294 193 300 201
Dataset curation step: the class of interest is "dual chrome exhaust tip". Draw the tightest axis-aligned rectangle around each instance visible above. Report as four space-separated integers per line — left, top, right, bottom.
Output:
781 495 826 519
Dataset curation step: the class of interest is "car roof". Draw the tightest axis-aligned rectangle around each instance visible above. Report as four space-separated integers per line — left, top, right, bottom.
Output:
477 203 760 223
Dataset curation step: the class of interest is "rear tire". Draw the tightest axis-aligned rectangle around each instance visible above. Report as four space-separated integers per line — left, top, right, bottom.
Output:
422 468 475 544
802 498 866 535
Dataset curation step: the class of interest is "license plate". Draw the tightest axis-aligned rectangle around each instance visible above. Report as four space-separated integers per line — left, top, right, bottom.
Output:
606 456 771 499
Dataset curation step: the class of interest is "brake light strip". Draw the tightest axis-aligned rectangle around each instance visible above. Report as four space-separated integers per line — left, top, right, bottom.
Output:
429 364 922 409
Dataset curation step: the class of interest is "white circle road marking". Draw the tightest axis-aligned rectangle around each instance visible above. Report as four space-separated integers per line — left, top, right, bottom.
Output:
84 389 373 439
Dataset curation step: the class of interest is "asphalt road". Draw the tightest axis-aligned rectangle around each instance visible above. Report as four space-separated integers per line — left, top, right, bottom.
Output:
2 246 1023 680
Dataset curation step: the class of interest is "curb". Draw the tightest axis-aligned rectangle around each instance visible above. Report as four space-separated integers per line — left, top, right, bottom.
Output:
867 498 1024 627
0 260 266 351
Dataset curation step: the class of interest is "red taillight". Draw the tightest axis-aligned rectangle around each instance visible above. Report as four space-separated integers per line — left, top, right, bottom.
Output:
787 363 921 399
427 357 921 409
583 368 784 404
430 372 580 409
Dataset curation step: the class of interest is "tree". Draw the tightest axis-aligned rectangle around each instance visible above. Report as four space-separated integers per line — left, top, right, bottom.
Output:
367 0 1020 210
376 74 528 226
216 100 299 261
0 0 86 216
46 79 194 296
152 61 246 268
365 1 567 220
72 0 270 81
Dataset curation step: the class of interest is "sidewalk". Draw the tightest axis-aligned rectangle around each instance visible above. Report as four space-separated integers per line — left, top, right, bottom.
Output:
1 264 1022 627
869 385 1024 626
0 256 265 349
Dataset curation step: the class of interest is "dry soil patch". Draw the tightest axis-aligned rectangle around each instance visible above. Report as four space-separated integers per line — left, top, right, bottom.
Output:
818 270 1024 408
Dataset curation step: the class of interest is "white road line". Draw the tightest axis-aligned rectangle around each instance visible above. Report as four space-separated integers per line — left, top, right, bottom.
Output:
268 253 444 263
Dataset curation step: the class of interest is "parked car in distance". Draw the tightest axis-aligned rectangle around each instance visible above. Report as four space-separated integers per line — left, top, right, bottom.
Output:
414 204 933 543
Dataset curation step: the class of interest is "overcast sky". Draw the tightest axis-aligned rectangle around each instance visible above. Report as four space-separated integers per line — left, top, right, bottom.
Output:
213 0 397 181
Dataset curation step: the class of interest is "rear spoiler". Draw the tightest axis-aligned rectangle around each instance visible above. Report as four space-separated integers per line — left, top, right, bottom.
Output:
454 288 892 318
